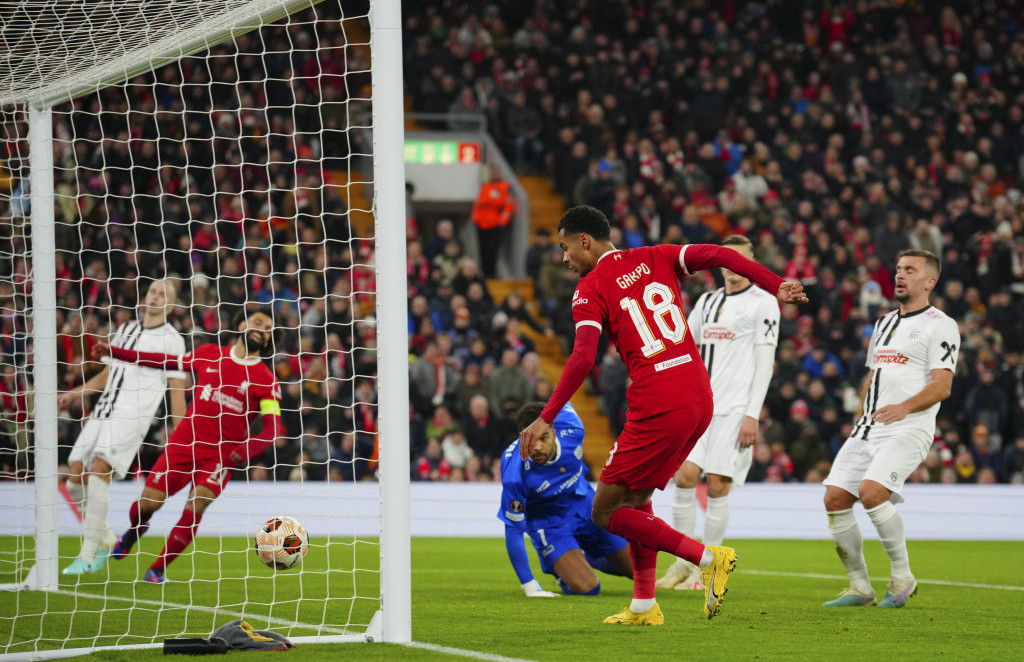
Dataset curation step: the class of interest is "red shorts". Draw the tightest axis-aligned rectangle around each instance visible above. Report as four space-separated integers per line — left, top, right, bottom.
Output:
145 446 234 498
599 393 714 491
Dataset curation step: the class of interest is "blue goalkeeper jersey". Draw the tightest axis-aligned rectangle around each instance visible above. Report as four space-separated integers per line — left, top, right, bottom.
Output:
497 403 592 532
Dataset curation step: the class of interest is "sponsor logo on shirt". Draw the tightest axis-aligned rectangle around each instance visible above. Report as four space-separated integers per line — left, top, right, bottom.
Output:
572 296 588 306
653 354 693 372
702 327 736 341
554 468 583 495
874 348 909 365
616 262 652 288
536 480 551 493
198 383 246 412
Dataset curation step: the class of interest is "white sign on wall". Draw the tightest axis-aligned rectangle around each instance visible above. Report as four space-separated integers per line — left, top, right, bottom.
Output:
3 482 1023 541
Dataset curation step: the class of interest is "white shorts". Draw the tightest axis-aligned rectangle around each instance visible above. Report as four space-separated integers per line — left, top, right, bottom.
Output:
823 430 931 505
685 411 753 487
67 416 153 480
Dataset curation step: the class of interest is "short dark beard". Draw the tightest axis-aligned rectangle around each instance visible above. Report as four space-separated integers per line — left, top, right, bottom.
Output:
894 291 910 304
245 331 269 353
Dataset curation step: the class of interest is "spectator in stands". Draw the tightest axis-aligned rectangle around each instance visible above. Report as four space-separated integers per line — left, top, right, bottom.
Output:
1002 436 1024 484
415 437 451 481
525 228 556 300
464 394 504 477
410 340 460 417
488 349 533 415
498 289 553 337
441 427 474 479
964 367 1009 449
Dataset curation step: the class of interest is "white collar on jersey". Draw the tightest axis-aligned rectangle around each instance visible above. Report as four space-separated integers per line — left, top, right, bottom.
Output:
550 437 562 464
595 249 620 265
230 343 262 366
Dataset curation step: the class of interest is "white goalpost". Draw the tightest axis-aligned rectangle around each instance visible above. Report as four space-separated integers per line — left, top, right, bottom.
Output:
0 0 409 655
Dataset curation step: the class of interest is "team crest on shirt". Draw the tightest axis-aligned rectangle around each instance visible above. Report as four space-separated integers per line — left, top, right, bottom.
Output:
908 330 922 342
509 500 524 513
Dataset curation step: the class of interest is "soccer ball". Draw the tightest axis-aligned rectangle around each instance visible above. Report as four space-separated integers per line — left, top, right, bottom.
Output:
254 516 309 570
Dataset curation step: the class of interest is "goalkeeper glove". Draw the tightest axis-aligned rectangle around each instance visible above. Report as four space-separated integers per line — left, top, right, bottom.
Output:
521 579 559 598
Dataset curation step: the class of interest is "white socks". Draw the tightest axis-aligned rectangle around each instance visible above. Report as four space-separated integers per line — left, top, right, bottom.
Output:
673 487 730 547
866 501 913 580
68 479 86 516
630 598 656 613
672 486 697 537
80 475 111 563
827 508 872 594
698 547 714 569
704 496 729 547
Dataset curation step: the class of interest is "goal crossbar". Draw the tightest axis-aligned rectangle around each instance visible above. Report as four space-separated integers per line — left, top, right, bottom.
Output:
0 0 324 107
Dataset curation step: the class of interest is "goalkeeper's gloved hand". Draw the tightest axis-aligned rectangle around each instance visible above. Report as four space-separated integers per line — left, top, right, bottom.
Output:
521 579 559 598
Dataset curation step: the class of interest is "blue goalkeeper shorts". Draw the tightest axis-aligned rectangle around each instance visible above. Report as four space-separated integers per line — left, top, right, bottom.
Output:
527 511 627 575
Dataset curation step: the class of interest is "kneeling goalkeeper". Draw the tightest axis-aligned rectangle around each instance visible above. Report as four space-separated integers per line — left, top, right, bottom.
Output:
499 402 633 596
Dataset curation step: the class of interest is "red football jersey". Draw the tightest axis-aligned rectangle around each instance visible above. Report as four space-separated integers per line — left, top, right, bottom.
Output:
168 343 281 458
571 244 710 420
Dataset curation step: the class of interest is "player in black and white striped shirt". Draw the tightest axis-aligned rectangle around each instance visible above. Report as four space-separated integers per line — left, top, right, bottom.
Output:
822 250 959 608
60 279 187 575
656 235 781 591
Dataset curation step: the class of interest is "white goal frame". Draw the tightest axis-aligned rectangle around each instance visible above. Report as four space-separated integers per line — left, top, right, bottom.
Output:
1 0 410 648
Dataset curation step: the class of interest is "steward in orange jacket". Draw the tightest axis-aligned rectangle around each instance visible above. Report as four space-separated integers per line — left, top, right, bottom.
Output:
472 180 515 230
472 178 515 277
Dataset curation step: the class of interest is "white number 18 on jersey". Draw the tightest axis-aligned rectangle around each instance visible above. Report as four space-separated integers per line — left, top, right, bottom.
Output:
619 282 688 358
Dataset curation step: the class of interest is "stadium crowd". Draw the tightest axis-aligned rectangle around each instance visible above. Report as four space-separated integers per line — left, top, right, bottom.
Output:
400 0 1024 485
0 2 382 483
1 0 1023 487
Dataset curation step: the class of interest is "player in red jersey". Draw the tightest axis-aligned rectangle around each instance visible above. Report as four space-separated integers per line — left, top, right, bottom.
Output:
520 206 807 624
92 309 284 583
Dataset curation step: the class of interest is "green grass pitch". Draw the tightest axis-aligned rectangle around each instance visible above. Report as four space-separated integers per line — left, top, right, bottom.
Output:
2 536 1022 661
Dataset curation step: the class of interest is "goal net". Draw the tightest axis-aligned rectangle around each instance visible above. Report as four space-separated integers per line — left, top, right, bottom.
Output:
0 0 410 655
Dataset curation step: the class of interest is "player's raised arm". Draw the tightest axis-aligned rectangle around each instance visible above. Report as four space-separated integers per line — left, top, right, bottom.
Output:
676 244 808 304
519 323 600 460
92 341 193 373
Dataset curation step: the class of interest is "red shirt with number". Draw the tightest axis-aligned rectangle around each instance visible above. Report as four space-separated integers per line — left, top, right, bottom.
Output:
570 245 712 420
538 243 784 488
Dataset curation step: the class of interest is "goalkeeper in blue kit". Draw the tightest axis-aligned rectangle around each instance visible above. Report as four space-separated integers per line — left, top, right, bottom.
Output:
498 402 633 596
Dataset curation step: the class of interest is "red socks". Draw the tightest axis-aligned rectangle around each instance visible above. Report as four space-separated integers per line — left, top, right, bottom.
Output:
627 503 658 600
608 502 706 565
151 509 202 572
121 500 153 550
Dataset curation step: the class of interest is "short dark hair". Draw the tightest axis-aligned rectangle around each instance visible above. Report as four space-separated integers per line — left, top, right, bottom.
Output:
558 205 611 241
514 401 546 432
232 306 275 332
897 249 941 278
722 234 753 249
